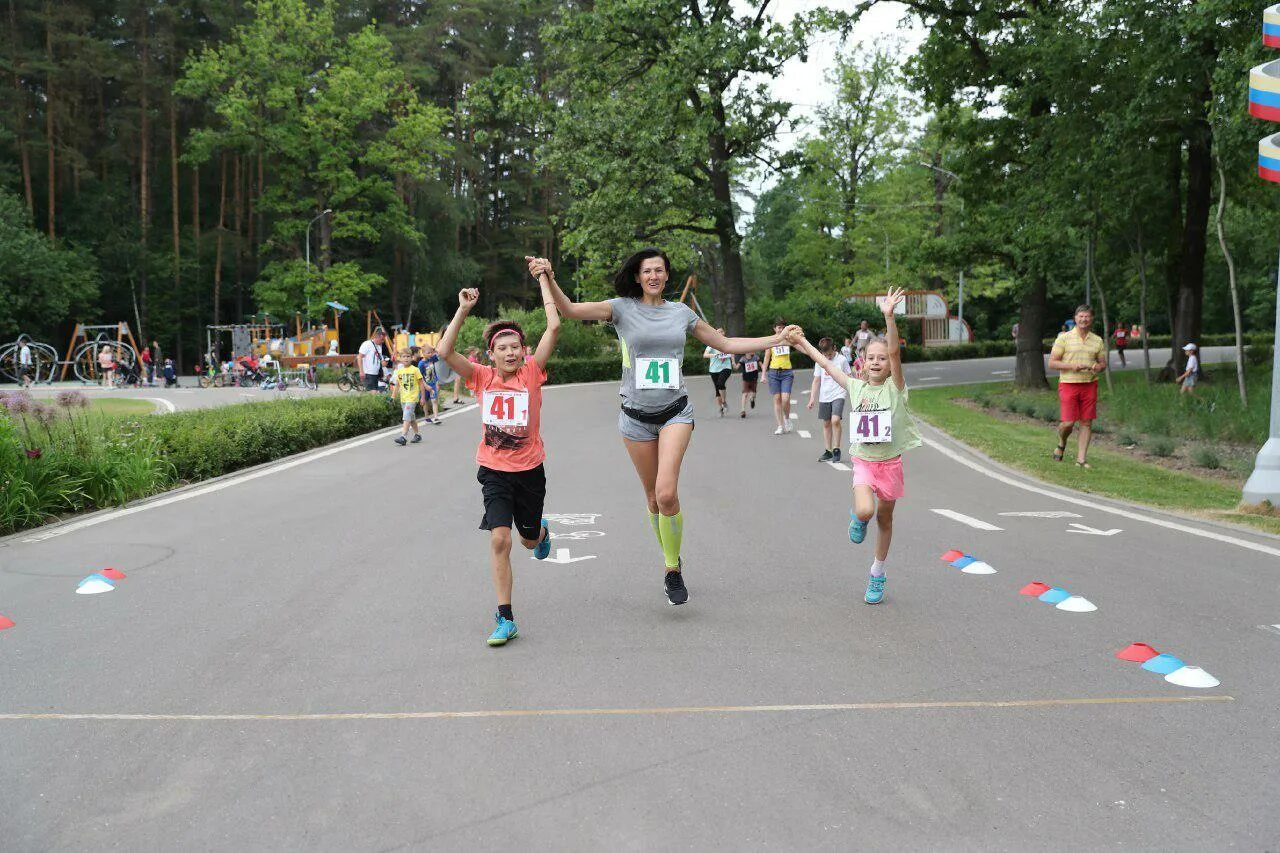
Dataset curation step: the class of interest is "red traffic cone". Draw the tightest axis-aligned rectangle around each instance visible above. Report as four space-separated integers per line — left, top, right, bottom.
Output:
100 568 126 580
1019 582 1051 596
1115 643 1159 663
940 549 965 562
0 614 15 631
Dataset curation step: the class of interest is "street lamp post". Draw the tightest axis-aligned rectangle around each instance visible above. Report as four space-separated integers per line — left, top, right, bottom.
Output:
1243 8 1280 503
917 163 965 322
305 209 333 320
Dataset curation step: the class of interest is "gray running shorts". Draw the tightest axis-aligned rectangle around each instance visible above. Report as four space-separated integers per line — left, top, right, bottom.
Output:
617 399 696 442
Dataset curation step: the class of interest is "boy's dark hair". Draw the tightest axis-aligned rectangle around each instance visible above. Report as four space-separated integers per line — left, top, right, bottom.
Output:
817 337 834 355
613 247 672 299
772 316 786 328
483 320 525 350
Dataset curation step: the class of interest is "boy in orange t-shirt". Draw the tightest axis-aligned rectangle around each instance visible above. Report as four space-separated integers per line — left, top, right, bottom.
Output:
437 275 561 646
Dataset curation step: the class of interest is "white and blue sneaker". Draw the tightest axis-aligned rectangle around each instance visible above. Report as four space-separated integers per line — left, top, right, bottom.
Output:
849 511 867 544
533 519 551 560
488 613 518 646
864 575 886 605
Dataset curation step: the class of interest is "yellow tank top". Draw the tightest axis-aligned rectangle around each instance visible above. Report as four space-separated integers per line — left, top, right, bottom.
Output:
769 344 793 370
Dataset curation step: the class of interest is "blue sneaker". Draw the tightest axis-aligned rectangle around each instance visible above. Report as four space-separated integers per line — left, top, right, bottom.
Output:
849 512 867 544
488 613 518 646
533 519 551 560
865 574 886 605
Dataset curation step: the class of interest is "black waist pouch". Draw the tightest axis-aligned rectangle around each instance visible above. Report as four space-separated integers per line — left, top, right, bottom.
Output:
621 396 688 425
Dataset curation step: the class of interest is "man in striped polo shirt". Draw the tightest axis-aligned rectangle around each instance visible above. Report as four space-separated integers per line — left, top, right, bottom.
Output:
1048 304 1106 469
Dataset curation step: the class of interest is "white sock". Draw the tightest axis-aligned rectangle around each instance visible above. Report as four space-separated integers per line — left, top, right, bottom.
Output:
870 560 886 578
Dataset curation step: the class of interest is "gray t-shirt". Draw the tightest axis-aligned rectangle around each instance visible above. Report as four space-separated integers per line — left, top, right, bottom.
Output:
607 297 699 412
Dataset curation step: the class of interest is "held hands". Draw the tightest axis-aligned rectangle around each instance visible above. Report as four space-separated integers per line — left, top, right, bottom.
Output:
878 286 906 316
458 288 480 311
781 324 805 347
524 256 553 280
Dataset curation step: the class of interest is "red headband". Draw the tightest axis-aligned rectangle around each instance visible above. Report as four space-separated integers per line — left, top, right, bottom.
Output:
487 328 524 350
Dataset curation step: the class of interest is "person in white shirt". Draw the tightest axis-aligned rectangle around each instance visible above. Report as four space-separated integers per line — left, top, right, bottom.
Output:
1177 343 1200 395
357 328 387 392
808 336 853 463
18 341 34 387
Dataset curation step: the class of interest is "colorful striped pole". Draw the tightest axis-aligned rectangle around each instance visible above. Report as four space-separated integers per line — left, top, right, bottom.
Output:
1244 5 1280 503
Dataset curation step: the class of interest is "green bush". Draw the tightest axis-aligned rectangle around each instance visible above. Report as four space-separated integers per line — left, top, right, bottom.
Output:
1146 436 1177 457
746 292 881 345
1191 447 1221 469
1117 432 1140 447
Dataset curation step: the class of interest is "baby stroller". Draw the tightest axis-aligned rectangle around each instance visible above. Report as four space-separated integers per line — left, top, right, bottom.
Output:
114 359 142 388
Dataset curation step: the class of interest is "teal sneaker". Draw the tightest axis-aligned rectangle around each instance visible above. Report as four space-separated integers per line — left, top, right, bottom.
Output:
849 512 867 544
533 519 551 560
864 574 886 605
487 613 518 646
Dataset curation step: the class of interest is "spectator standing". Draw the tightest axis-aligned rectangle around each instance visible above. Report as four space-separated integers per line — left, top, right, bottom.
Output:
358 328 387 392
1048 304 1106 469
140 345 154 386
1177 343 1200 395
18 340 34 387
97 345 116 388
1112 322 1129 368
854 320 874 358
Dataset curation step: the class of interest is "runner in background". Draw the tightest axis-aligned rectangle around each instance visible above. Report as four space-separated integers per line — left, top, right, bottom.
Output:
1112 322 1129 368
761 317 795 435
807 337 851 463
436 277 560 647
854 320 873 359
531 248 793 606
737 351 760 419
704 335 734 417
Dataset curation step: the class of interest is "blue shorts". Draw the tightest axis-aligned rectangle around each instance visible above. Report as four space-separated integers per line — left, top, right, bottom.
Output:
767 369 794 395
424 383 439 400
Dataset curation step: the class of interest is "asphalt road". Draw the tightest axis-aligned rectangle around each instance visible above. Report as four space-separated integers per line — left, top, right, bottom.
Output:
1 370 1277 850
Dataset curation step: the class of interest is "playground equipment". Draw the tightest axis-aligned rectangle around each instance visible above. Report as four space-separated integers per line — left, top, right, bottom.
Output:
677 275 711 322
845 291 972 346
62 322 141 383
0 334 58 384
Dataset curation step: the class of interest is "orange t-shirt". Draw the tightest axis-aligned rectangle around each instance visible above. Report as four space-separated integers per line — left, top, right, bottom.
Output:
465 360 547 472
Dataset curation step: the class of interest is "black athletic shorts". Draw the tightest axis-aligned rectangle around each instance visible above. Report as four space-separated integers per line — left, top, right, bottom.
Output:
363 373 381 391
742 371 759 390
477 464 546 541
711 369 731 392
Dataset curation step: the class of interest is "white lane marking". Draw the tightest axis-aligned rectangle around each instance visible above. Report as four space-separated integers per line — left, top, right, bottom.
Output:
1256 625 1280 636
549 530 604 540
991 370 1012 375
539 548 596 564
789 412 799 420
543 513 601 525
802 390 811 395
827 461 852 471
930 509 1004 531
1067 523 1122 536
17 404 480 543
142 397 177 414
922 436 1280 558
917 376 942 381
999 511 1083 519
797 430 811 439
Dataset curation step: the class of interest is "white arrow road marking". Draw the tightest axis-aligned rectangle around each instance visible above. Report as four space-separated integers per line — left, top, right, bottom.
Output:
930 509 1003 531
1067 523 1122 536
999 511 1083 519
550 530 604 540
797 430 811 439
538 548 597 564
827 461 852 471
1258 625 1280 637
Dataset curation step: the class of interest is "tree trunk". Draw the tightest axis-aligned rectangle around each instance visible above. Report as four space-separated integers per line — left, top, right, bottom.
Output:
8 0 33 213
1086 229 1113 394
1171 116 1212 378
1136 225 1152 383
43 1 54 241
707 96 746 336
138 11 150 341
169 80 181 372
233 155 243 319
191 165 201 367
1015 275 1049 389
213 153 227 330
1215 158 1247 405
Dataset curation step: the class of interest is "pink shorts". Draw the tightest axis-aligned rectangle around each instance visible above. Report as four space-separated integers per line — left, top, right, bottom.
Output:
853 456 905 502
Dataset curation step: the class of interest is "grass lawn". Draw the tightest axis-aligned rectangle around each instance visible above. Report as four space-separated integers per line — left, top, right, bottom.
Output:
85 397 157 417
909 367 1280 536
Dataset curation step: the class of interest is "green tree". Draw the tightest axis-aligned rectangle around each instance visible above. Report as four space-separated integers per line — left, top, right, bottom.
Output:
0 189 99 338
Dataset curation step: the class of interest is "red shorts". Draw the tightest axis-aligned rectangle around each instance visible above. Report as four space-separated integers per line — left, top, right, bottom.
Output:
1058 381 1098 422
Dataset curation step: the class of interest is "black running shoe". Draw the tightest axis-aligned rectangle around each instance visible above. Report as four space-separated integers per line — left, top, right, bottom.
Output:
664 563 688 605
818 449 834 462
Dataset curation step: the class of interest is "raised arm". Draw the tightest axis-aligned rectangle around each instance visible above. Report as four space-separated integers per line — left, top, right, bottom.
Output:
881 287 907 391
525 256 612 323
533 270 561 369
438 289 479 382
786 329 843 382
691 320 784 356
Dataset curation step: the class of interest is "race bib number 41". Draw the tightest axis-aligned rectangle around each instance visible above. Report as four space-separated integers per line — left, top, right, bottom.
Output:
635 357 680 390
483 390 530 428
851 408 892 444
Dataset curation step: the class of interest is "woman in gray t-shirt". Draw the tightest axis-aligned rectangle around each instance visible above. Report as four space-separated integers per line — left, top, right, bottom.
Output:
528 248 791 606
